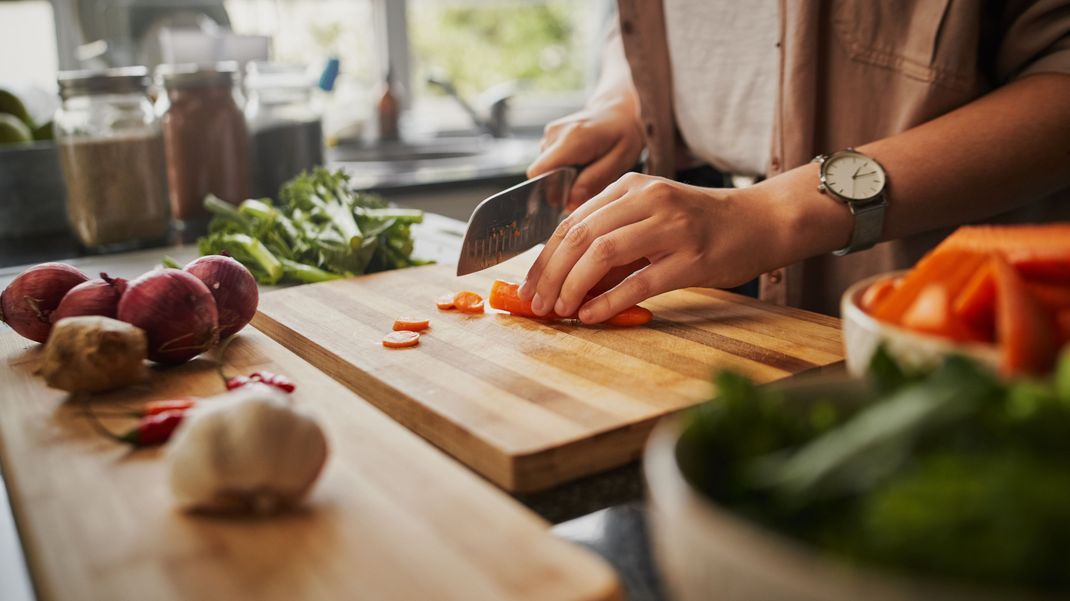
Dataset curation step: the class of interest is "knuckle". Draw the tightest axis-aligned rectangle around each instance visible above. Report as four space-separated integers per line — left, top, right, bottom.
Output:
590 235 617 263
620 171 644 185
551 217 574 242
563 221 591 249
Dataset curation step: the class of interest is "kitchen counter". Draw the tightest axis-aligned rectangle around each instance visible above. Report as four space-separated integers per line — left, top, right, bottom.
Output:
0 210 667 601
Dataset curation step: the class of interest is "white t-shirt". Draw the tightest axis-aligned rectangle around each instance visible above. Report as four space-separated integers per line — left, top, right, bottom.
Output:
663 0 779 177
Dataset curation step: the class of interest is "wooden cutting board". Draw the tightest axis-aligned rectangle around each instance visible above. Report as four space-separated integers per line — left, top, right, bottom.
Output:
253 261 844 493
0 328 619 601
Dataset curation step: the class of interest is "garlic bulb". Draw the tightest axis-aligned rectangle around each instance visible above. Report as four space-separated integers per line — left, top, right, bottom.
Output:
167 384 329 514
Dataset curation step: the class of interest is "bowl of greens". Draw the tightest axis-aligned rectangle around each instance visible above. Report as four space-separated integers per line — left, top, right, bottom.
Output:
645 347 1070 601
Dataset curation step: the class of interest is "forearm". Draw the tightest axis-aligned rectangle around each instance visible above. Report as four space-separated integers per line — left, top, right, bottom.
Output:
756 73 1070 265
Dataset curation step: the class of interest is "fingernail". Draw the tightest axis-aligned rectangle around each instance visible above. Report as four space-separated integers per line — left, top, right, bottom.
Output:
519 279 532 300
578 306 593 322
531 293 545 315
554 298 568 317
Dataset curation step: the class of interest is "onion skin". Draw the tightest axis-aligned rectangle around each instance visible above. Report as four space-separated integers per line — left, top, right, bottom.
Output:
117 269 219 365
184 256 258 339
0 263 89 343
51 273 128 323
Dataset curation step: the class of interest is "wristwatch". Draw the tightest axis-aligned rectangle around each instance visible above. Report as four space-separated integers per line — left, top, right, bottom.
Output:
812 148 888 256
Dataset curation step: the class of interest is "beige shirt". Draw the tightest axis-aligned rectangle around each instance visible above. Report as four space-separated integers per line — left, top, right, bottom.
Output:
615 0 1070 315
663 0 778 176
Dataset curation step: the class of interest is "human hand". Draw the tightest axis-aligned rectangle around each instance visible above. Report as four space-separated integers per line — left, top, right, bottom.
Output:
527 102 645 209
518 173 795 324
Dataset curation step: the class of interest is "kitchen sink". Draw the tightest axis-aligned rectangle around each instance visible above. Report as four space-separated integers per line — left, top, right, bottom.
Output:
328 135 539 191
330 138 487 163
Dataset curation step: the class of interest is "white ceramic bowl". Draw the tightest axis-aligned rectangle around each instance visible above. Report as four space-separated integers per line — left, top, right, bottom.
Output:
643 400 1047 601
840 272 999 377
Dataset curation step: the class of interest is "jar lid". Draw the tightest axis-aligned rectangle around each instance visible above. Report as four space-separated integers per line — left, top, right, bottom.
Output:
156 62 239 90
57 67 150 99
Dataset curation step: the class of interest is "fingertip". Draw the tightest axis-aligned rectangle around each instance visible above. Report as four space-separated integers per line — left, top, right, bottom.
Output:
531 293 547 316
518 278 533 301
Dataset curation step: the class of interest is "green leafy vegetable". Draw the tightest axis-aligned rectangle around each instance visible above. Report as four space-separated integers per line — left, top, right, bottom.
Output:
678 346 1070 593
196 168 429 285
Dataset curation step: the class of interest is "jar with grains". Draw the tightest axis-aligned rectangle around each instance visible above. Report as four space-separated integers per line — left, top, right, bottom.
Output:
54 67 170 251
156 62 251 230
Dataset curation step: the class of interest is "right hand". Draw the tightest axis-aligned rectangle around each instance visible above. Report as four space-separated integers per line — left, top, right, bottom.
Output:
527 102 645 210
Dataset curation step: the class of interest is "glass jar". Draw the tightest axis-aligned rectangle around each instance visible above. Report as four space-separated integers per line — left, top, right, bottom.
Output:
54 67 170 251
156 62 251 230
244 62 324 198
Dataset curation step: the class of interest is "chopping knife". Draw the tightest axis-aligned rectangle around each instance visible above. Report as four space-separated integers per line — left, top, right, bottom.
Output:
456 166 577 276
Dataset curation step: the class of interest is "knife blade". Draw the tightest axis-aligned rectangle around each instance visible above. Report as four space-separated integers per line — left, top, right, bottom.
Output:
456 166 577 276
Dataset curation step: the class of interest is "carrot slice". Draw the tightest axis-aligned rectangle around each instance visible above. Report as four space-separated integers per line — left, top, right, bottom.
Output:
393 317 430 332
859 277 898 313
382 330 420 348
953 259 998 343
453 291 485 314
871 249 990 325
605 305 654 327
992 255 1058 376
1025 281 1070 312
935 224 1070 282
435 294 456 310
898 283 981 342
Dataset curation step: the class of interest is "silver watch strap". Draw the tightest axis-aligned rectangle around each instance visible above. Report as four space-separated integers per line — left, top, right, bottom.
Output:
833 199 886 256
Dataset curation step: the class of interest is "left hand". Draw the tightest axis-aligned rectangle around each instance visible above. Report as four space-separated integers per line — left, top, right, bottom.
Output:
518 172 794 323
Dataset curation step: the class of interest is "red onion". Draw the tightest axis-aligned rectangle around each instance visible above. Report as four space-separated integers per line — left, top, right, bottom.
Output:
0 263 89 342
51 273 128 323
117 269 219 365
183 255 258 339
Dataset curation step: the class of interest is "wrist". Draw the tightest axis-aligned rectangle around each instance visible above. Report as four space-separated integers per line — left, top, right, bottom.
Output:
752 164 854 264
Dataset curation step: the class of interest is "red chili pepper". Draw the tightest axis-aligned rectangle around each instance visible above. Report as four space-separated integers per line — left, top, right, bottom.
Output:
143 398 196 416
119 410 185 447
225 370 296 393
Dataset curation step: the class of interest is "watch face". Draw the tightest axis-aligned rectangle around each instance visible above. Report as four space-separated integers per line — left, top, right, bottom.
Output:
822 152 886 201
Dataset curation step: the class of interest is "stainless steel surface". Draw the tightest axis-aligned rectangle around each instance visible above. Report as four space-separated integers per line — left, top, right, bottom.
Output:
456 166 576 276
426 75 513 138
328 136 539 191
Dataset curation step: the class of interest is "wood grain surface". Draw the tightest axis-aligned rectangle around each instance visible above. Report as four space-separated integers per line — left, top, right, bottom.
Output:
253 260 844 493
0 328 620 601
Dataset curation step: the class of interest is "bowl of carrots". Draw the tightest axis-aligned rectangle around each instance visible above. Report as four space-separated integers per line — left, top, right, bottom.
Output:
842 224 1070 378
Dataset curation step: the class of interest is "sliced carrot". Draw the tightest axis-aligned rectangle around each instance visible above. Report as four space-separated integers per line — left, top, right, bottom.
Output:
1056 310 1070 349
859 276 898 313
453 291 485 314
393 317 430 332
871 249 990 325
899 283 981 342
953 259 998 343
488 280 536 316
935 224 1070 282
382 330 420 348
435 294 456 310
992 255 1058 376
487 280 568 319
1025 281 1070 312
605 305 654 327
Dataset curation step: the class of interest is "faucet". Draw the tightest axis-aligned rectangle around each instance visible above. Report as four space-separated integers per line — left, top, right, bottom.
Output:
426 74 513 138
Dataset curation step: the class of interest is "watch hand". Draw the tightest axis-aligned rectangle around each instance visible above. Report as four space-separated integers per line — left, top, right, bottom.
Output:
852 170 877 179
852 165 863 178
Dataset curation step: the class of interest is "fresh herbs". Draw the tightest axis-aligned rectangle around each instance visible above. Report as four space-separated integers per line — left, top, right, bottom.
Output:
197 168 428 285
679 346 1070 592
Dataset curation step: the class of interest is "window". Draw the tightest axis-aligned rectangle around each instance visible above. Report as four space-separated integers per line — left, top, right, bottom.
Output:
406 0 610 134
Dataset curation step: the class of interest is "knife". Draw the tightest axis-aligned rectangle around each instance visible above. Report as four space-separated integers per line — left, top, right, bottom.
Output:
456 166 577 276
